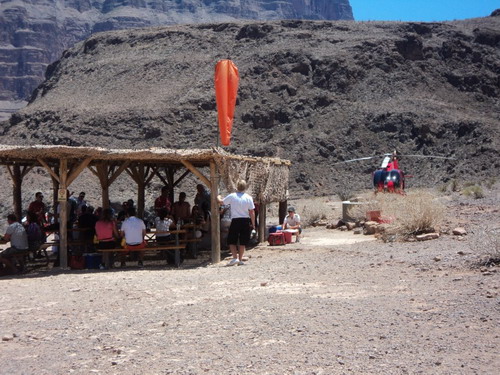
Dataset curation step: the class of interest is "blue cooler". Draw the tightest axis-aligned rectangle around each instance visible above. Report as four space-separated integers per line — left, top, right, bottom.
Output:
84 253 102 269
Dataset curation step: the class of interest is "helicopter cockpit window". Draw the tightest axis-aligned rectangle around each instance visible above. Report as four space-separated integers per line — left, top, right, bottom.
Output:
385 170 401 187
373 170 386 186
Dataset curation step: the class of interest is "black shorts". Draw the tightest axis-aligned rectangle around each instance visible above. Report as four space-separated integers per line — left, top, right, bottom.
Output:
227 218 251 246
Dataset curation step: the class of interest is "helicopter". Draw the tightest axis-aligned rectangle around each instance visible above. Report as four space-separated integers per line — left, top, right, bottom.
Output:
334 151 456 194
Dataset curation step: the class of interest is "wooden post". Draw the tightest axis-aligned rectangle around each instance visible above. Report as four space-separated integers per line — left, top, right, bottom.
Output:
89 161 130 209
13 166 22 221
166 166 176 206
209 161 220 263
258 202 266 243
59 159 68 269
5 164 32 222
279 200 287 226
137 165 145 218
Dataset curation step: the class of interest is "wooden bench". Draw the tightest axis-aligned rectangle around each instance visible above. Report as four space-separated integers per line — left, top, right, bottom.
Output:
98 244 186 268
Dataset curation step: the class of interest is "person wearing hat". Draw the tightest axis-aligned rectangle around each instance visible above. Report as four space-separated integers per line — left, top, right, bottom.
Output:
283 206 302 242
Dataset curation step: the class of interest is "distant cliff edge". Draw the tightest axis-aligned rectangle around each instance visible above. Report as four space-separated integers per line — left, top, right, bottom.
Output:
0 0 353 120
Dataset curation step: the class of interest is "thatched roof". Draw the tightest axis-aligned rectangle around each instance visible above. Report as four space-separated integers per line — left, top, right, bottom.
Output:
0 144 290 203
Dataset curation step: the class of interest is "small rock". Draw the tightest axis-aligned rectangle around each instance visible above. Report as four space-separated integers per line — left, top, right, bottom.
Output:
364 221 379 235
416 233 440 241
457 251 465 255
433 256 442 262
2 335 14 341
339 226 347 231
260 282 268 287
453 227 467 236
346 222 356 231
353 228 362 235
111 361 118 366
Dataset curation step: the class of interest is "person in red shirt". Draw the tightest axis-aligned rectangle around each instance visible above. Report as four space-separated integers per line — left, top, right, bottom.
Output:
27 192 46 225
154 186 171 215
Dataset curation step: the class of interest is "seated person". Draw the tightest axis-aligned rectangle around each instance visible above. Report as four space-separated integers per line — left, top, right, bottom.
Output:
120 206 146 267
26 212 43 258
172 192 191 223
95 208 120 268
0 214 29 274
78 205 98 252
283 206 302 243
155 209 175 244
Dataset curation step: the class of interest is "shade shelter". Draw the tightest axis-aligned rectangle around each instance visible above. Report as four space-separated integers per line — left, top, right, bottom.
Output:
0 145 290 268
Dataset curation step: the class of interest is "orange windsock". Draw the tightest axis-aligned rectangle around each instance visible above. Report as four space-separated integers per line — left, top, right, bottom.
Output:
215 59 239 146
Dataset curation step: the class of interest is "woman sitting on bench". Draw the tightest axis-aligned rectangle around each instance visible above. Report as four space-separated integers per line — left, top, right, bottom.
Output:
95 208 120 269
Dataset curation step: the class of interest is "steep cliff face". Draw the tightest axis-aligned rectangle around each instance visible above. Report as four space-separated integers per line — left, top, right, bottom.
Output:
4 16 499 197
0 0 353 120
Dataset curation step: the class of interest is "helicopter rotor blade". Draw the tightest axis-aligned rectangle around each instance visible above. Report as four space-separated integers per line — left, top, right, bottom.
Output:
399 154 456 160
332 156 378 165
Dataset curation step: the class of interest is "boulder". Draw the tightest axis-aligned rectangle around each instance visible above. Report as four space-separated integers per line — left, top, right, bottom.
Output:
363 221 379 235
346 222 356 230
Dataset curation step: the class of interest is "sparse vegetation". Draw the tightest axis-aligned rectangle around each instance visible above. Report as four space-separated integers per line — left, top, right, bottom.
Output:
451 179 460 192
334 186 356 202
437 182 449 193
484 177 497 189
350 190 445 238
470 227 500 267
462 185 484 199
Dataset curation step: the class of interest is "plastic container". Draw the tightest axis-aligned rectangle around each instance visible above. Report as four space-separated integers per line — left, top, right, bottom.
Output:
84 253 102 269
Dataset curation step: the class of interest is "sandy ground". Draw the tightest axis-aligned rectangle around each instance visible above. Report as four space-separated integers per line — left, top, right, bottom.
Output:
0 192 499 375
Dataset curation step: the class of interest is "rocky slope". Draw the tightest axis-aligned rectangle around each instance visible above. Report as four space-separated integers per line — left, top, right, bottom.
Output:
2 13 499 197
0 0 353 120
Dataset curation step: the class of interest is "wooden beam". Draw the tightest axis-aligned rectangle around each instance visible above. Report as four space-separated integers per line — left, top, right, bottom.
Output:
210 161 221 263
87 165 99 179
173 169 190 187
181 160 210 187
145 166 159 185
154 170 169 186
66 156 93 186
108 160 131 185
20 165 34 178
258 203 267 243
5 165 14 181
37 158 60 183
59 159 68 269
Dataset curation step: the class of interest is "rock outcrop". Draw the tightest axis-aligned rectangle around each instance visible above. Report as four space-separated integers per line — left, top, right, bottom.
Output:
0 0 353 120
2 14 499 197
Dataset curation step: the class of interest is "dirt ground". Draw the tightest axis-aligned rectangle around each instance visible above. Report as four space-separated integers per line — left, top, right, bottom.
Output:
0 190 499 375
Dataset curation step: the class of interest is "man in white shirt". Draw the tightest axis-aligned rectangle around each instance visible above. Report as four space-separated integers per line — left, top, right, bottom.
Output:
283 206 302 242
120 207 146 267
218 180 255 266
0 214 29 274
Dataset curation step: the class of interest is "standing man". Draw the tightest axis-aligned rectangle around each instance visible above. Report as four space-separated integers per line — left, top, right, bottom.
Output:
120 206 146 267
218 180 255 266
154 186 172 216
195 184 211 221
283 206 302 242
75 192 87 217
0 214 29 274
27 192 46 225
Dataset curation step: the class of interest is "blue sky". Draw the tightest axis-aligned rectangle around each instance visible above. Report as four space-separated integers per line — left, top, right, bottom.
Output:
350 0 499 21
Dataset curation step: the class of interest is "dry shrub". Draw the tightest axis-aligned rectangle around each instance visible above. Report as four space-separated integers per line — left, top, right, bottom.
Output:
265 197 331 228
470 226 500 266
462 185 484 199
297 199 328 227
350 190 444 237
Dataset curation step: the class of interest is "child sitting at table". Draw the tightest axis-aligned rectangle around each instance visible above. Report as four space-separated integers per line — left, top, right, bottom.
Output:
154 209 175 244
